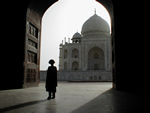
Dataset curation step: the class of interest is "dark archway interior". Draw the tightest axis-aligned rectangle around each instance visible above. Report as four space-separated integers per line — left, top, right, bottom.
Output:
0 0 149 97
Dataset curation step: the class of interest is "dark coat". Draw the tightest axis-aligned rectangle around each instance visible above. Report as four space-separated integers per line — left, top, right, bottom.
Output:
45 66 57 92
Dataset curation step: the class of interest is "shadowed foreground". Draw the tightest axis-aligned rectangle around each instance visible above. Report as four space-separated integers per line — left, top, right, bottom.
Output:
1 82 148 113
72 88 149 113
0 82 111 113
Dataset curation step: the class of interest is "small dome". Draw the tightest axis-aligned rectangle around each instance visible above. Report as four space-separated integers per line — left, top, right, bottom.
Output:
81 14 110 35
72 32 82 39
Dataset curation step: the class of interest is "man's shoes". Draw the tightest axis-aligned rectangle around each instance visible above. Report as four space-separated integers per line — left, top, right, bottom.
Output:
52 93 55 99
47 96 51 100
51 96 55 99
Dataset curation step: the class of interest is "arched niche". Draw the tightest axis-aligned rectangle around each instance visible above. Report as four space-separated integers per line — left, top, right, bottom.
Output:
88 47 104 70
72 48 79 58
64 62 67 71
64 49 68 59
72 61 79 71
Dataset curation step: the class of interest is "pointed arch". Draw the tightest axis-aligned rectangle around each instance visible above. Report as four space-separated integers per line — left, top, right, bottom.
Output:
72 48 79 58
64 49 68 59
88 47 104 70
72 61 79 71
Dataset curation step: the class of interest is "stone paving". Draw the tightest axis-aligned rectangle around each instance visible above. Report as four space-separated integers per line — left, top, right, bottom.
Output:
0 82 112 113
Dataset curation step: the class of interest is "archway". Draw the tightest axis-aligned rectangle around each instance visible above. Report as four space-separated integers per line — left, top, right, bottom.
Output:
72 48 79 58
2 0 147 99
0 0 115 90
64 49 68 59
25 0 114 87
88 47 104 70
72 61 79 71
64 62 67 71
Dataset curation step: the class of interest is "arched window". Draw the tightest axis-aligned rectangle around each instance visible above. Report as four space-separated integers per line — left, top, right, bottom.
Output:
64 62 67 71
94 53 99 59
72 48 79 58
88 47 104 70
72 61 79 71
64 49 67 59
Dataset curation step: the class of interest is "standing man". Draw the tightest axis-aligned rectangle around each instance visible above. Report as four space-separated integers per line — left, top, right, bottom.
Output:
46 59 57 100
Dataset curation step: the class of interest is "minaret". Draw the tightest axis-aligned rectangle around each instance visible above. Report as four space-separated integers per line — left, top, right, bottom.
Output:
64 37 66 44
68 38 70 43
94 8 96 14
59 42 63 71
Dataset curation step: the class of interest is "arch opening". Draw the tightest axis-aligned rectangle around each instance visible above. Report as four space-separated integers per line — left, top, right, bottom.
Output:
25 0 114 88
72 48 79 58
72 61 79 71
88 47 104 70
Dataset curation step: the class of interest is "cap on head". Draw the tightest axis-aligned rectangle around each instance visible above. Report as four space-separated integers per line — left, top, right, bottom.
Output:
49 59 55 64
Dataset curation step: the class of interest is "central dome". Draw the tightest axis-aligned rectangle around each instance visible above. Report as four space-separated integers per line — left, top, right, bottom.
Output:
81 14 110 35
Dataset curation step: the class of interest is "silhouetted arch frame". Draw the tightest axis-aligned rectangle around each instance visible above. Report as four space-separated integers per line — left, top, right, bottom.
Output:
26 0 116 88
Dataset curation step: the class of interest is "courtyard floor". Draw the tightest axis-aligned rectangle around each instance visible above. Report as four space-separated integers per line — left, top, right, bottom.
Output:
0 82 149 113
0 82 112 113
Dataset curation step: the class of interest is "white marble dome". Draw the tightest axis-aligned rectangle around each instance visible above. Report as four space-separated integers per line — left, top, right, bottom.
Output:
81 14 110 35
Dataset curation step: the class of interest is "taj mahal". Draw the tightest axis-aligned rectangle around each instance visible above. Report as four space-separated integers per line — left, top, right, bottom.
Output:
58 12 112 81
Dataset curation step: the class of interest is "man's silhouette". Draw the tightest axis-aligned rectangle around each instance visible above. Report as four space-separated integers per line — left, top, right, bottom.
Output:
46 59 57 100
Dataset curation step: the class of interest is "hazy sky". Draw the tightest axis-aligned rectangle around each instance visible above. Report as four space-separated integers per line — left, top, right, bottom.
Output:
40 0 111 70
